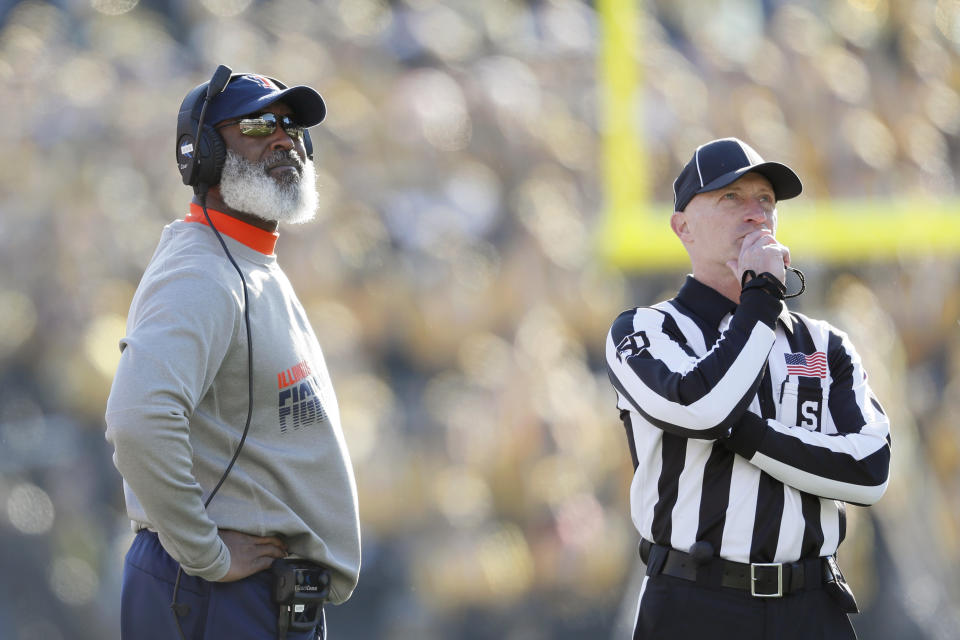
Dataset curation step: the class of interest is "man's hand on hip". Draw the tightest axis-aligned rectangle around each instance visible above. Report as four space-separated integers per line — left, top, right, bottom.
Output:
217 529 288 582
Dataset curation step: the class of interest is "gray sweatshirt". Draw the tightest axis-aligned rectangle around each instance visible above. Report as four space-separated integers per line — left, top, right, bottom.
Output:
105 208 361 603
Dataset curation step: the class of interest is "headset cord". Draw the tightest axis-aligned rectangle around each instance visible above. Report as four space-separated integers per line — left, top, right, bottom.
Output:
785 266 806 299
171 195 256 639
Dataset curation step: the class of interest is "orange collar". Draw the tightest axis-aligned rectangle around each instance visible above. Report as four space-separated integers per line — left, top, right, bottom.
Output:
186 203 279 255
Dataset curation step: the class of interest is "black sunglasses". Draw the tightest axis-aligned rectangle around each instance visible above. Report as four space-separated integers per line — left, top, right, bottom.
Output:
216 112 305 140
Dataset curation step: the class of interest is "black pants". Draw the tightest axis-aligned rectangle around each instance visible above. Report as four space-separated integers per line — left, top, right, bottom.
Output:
122 530 325 640
633 573 857 640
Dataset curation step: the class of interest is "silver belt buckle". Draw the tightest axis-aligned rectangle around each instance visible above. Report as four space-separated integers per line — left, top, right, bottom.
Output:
750 562 783 597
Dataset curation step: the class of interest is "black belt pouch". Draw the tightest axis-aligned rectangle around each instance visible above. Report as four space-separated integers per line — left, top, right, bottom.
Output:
823 556 859 614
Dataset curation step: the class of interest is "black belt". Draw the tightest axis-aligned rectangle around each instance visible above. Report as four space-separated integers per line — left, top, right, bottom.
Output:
640 539 829 598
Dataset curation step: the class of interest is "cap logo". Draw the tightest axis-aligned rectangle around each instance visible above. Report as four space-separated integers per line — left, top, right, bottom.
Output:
248 74 278 90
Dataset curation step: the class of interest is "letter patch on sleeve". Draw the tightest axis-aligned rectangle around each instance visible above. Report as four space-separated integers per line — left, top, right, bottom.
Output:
779 379 825 431
616 331 650 363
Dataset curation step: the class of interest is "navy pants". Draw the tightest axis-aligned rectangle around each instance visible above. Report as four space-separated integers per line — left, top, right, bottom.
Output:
122 530 324 640
633 573 857 640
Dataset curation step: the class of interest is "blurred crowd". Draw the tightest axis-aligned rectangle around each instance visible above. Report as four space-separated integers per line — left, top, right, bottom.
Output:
1 0 958 638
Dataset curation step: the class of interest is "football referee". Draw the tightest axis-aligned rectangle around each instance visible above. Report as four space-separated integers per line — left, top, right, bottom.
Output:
605 138 891 640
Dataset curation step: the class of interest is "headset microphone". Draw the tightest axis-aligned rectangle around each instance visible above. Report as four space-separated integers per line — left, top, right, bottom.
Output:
187 64 233 197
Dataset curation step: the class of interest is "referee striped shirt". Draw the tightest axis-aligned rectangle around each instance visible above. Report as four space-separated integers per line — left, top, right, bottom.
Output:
606 276 891 564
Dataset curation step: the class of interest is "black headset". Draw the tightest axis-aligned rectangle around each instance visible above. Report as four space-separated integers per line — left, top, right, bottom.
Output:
175 66 315 194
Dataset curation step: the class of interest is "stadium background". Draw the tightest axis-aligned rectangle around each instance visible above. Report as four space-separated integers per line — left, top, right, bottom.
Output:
1 0 958 637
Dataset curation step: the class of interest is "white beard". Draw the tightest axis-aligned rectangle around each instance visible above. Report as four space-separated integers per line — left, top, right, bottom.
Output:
218 149 318 225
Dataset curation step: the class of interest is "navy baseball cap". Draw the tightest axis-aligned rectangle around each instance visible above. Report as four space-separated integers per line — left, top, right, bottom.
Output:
673 137 802 211
205 73 326 127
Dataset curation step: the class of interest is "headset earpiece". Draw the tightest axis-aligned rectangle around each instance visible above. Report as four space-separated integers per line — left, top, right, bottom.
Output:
175 79 229 191
175 82 207 188
303 129 313 161
195 121 228 188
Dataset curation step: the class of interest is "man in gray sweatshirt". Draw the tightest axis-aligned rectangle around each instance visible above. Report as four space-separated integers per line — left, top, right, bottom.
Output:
105 69 360 639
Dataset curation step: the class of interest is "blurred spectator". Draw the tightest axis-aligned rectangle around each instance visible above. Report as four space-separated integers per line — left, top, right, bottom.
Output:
0 0 958 638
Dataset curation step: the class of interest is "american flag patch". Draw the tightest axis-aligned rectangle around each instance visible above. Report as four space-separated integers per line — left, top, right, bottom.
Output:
784 351 827 378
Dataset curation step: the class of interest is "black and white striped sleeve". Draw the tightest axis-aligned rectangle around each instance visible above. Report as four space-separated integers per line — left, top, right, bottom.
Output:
605 288 782 440
724 330 891 505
